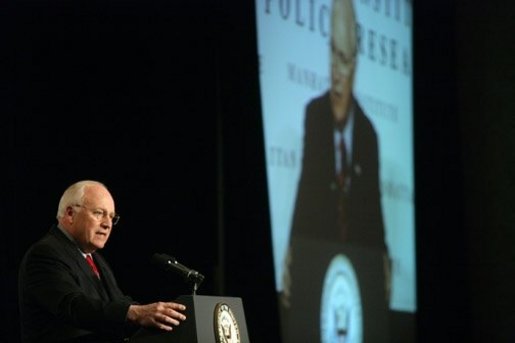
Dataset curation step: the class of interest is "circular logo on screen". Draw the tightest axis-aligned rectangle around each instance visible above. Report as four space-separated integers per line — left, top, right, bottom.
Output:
214 303 240 343
320 254 363 343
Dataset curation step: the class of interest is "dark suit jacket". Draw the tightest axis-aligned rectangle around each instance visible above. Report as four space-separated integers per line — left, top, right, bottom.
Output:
18 225 137 343
290 91 386 251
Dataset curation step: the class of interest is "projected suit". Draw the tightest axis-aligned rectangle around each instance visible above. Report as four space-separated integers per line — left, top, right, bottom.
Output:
290 91 386 250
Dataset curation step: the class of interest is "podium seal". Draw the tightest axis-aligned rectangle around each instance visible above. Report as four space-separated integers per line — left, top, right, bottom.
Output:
320 254 363 343
214 302 240 343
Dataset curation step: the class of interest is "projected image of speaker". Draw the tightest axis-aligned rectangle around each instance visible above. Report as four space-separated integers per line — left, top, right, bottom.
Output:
255 0 415 341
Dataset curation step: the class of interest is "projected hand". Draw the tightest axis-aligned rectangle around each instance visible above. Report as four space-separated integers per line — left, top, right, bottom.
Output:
280 246 293 308
383 254 392 303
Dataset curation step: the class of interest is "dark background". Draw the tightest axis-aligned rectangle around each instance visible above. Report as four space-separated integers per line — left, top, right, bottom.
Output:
3 0 515 342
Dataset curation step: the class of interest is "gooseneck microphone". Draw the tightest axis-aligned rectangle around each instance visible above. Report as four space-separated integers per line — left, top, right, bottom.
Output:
151 253 205 287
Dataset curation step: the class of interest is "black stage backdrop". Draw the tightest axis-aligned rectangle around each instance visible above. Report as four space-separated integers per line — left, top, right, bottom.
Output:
7 0 222 340
4 1 515 342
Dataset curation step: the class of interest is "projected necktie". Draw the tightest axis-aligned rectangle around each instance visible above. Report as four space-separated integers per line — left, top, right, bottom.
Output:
337 135 349 242
85 254 100 279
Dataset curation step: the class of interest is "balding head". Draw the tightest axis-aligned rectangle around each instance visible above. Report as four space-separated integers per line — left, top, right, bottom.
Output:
56 180 116 253
330 0 357 126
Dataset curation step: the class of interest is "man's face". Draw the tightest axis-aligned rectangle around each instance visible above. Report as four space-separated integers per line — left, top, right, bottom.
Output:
330 0 356 124
67 185 116 253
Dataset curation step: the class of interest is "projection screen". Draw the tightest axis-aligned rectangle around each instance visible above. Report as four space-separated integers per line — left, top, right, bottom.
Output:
255 0 414 341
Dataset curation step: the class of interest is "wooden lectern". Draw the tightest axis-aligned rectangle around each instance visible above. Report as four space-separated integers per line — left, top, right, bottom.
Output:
130 295 250 343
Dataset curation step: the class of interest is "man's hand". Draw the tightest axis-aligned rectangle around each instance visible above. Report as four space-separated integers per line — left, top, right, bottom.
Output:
127 302 187 331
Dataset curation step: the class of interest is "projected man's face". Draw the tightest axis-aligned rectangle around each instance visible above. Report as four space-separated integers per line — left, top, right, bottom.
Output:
330 0 357 127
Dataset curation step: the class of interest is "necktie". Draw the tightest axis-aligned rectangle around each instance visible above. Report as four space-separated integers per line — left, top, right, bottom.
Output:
337 134 349 242
85 254 100 279
337 135 348 189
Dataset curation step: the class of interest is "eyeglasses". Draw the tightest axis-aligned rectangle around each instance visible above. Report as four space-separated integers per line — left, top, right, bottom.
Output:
73 204 120 226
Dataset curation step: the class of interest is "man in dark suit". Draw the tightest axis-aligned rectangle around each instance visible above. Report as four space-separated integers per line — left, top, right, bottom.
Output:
289 92 386 249
18 180 187 343
281 0 390 324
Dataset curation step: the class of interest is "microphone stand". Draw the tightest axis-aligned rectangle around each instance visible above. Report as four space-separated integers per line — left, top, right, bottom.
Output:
187 272 204 295
151 253 204 295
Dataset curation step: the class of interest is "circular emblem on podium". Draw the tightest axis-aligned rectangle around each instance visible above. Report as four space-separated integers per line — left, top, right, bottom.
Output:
214 302 240 343
320 254 363 343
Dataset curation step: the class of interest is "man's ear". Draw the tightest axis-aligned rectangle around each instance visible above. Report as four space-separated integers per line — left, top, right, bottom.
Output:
65 206 76 221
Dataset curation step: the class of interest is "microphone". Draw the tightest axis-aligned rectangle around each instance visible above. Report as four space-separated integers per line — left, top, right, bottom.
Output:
151 253 205 285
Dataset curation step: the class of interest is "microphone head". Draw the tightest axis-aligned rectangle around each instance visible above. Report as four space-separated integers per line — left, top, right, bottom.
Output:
150 253 205 291
151 253 176 266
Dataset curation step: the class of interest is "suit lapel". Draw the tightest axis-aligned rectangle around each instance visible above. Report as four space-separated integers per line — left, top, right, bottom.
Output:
50 226 110 301
92 252 122 301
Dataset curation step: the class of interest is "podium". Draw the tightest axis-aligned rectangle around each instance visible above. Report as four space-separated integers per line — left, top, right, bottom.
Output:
281 237 389 343
130 295 250 343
